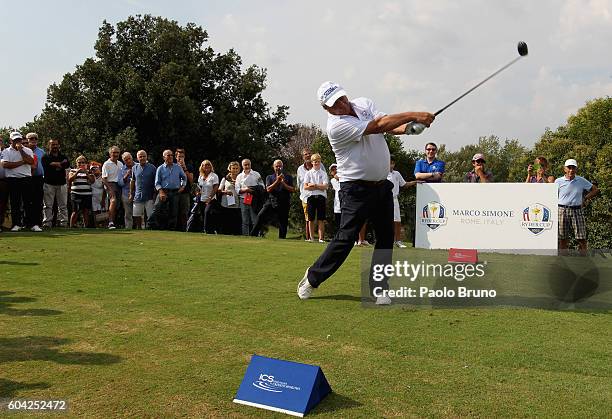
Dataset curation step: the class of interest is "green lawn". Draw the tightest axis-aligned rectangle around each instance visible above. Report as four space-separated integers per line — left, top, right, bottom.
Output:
1 230 610 418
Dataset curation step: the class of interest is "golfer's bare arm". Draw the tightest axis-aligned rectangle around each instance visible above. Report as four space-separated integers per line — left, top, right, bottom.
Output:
364 112 435 135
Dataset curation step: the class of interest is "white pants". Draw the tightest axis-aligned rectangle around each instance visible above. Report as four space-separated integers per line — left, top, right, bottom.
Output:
121 195 133 229
133 200 154 218
43 183 68 227
393 197 401 222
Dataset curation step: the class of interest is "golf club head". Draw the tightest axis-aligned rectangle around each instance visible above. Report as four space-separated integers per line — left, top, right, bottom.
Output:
406 121 426 135
518 41 528 56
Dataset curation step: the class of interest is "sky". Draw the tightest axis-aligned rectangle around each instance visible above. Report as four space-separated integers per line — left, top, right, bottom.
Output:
1 0 610 151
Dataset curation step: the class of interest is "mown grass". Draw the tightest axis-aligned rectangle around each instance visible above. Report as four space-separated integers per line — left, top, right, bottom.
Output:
1 230 610 418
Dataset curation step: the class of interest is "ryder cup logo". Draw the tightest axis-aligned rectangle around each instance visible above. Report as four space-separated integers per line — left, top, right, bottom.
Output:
521 203 553 235
421 201 448 230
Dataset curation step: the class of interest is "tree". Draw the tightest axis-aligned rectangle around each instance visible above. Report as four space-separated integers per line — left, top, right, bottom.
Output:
279 124 326 172
25 15 290 170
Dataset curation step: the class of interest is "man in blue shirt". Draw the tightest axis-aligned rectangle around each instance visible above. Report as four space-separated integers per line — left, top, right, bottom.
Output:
129 150 157 229
414 142 445 182
555 159 599 252
150 149 186 230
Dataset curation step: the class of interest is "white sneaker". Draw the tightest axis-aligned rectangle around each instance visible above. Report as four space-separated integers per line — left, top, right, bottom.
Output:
31 225 43 232
375 296 392 305
108 223 116 230
358 240 371 247
395 241 407 248
305 238 313 242
318 239 325 243
297 269 314 300
10 225 22 232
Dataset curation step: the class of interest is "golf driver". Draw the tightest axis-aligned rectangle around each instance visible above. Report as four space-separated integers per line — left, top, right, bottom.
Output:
406 41 529 135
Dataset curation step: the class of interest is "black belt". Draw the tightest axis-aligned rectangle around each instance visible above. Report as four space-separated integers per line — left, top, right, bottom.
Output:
559 204 581 209
349 180 387 187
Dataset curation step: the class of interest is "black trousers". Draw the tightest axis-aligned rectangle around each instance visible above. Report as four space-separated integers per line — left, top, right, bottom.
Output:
149 189 180 230
221 207 242 235
31 175 44 225
0 179 8 227
250 200 290 238
7 177 36 228
307 180 394 295
187 201 218 233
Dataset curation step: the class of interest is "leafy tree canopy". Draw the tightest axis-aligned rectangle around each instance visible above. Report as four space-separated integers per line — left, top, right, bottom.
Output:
25 15 290 169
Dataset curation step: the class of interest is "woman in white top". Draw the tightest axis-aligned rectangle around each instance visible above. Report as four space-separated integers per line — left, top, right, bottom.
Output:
192 160 219 233
235 158 264 235
218 161 241 235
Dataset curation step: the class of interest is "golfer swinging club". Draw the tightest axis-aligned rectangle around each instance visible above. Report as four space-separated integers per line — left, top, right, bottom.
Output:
298 82 435 304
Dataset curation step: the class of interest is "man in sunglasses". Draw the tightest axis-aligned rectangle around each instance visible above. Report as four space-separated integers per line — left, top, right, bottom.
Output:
464 153 493 183
414 142 445 182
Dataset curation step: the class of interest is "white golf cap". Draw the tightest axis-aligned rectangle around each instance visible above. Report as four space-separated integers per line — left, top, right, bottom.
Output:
9 131 22 141
317 81 346 106
564 159 578 167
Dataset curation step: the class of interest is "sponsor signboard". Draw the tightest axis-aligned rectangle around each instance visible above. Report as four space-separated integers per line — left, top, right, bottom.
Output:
416 183 558 251
233 355 331 417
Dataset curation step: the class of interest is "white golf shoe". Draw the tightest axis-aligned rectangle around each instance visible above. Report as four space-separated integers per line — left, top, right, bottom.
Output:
10 225 22 232
297 269 314 300
31 225 43 232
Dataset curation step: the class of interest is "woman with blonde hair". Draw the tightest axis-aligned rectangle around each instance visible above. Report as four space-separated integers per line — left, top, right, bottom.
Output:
188 160 219 233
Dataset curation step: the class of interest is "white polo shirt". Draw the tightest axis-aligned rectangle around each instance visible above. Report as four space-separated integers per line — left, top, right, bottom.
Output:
102 159 124 183
236 170 264 190
298 163 327 203
303 167 328 198
0 146 34 178
326 97 390 182
387 170 407 198
198 173 219 203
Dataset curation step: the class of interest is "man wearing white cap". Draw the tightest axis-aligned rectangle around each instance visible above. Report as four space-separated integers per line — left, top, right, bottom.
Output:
554 159 599 251
464 153 493 183
0 132 41 231
297 81 434 304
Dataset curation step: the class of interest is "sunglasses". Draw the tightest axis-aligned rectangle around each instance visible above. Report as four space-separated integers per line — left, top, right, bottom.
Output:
474 159 485 164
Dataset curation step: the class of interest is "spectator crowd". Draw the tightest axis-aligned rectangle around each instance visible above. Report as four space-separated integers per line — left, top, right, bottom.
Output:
0 132 599 250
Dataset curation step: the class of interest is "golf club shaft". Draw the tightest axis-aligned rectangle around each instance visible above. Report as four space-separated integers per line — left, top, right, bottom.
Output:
434 55 523 116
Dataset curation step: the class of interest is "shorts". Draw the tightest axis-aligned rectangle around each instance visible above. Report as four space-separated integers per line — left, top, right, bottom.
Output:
133 200 155 217
307 195 326 221
106 182 122 202
558 206 587 240
302 201 310 222
71 194 92 211
393 197 401 222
